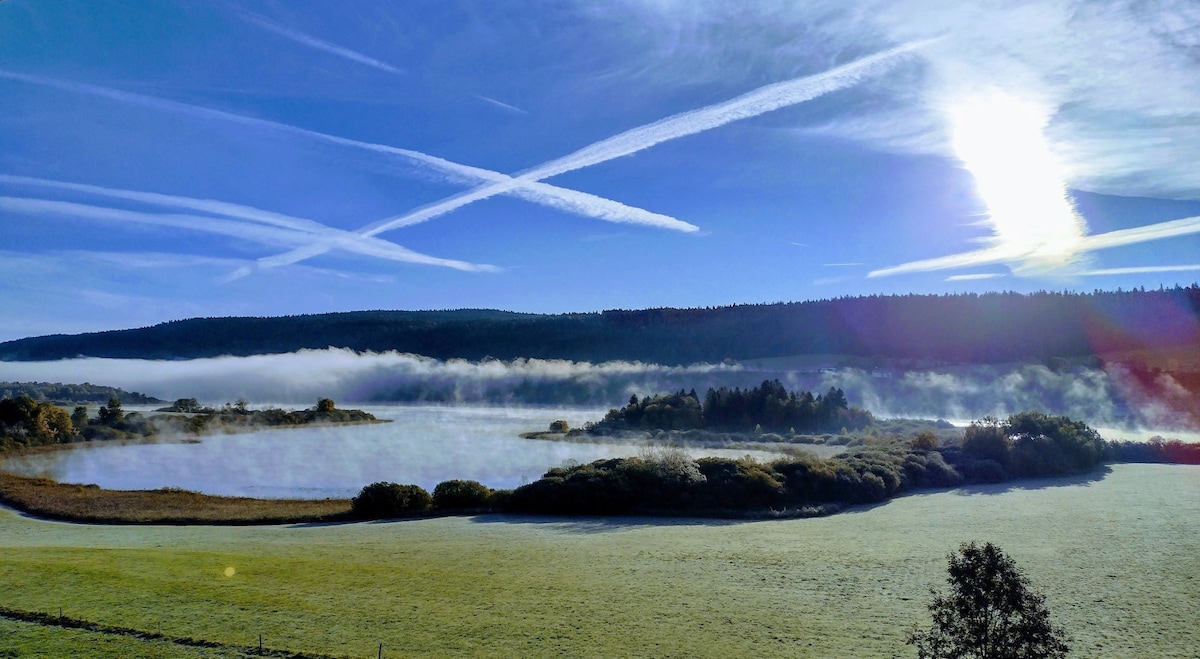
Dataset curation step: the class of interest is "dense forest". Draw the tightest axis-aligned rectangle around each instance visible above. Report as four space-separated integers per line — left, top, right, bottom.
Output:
1 287 1197 366
585 380 874 434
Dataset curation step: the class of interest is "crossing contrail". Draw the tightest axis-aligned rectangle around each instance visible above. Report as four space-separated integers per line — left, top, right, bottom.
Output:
0 70 696 233
253 39 934 272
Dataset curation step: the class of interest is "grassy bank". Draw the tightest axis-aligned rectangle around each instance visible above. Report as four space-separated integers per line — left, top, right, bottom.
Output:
0 464 1196 658
0 472 349 525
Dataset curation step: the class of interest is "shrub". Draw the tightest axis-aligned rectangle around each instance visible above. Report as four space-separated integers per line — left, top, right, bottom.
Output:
350 482 431 519
548 419 570 433
957 458 1008 483
961 417 1010 466
910 430 939 451
432 479 492 510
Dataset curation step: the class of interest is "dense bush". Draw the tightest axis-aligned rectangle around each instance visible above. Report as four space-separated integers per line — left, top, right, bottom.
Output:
432 479 492 509
0 395 77 450
350 482 431 519
961 417 1010 467
503 443 968 516
1005 410 1106 476
499 411 1174 517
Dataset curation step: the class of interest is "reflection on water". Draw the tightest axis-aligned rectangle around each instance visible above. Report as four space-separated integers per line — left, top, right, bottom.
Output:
1 405 787 498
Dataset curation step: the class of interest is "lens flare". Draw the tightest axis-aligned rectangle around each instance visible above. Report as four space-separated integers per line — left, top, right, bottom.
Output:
949 91 1087 273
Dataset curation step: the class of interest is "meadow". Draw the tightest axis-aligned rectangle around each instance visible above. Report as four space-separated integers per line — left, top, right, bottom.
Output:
0 463 1196 658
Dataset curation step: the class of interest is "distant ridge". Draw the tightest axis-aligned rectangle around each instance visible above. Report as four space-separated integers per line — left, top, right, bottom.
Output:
1 288 1197 366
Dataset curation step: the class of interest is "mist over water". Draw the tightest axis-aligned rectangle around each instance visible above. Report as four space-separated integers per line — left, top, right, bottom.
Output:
3 351 1195 497
2 349 1192 431
1 405 785 497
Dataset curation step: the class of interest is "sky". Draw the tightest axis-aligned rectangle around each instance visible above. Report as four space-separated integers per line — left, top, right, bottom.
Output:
1 0 1199 342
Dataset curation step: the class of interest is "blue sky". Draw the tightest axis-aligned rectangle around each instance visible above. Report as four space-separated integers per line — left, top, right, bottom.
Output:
1 0 1199 341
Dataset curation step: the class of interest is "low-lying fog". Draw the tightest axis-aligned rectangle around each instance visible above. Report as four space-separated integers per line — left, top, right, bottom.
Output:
4 348 1194 431
4 350 1195 498
2 405 789 498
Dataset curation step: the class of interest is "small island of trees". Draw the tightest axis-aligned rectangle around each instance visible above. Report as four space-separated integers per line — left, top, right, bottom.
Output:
583 380 873 436
0 391 384 453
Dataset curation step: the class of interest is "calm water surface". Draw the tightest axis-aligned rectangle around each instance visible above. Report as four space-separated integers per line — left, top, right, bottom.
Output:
3 405 786 498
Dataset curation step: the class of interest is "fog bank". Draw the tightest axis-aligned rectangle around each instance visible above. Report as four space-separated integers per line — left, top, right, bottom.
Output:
2 349 1193 430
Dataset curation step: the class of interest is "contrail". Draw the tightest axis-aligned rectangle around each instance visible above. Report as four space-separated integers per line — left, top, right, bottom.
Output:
1077 215 1200 251
239 11 404 76
1076 264 1200 276
0 70 695 233
0 175 494 273
868 214 1200 278
945 273 1006 281
255 39 934 271
0 197 497 272
476 95 529 115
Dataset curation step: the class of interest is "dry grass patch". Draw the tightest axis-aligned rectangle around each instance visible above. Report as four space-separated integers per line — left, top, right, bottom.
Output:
0 472 349 524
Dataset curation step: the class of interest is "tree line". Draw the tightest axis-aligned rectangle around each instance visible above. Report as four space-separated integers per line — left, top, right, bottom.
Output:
0 381 162 405
2 286 1197 366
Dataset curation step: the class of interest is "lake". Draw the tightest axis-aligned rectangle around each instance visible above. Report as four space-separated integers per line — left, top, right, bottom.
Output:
1 404 791 498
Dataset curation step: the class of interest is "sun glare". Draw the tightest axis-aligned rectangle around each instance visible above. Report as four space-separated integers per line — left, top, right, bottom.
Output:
949 91 1086 273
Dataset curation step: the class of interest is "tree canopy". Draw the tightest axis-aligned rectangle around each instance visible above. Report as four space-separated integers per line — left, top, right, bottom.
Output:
908 541 1069 659
588 380 873 434
2 287 1196 368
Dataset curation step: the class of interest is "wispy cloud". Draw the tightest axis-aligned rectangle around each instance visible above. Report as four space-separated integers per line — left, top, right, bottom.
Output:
790 0 1200 201
253 40 934 271
0 70 696 236
0 197 498 273
238 11 404 76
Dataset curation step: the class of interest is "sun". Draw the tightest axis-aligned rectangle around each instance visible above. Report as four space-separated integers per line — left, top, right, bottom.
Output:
948 91 1087 273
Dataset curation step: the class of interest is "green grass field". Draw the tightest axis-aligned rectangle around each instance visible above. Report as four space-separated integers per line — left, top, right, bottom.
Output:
1 463 1196 658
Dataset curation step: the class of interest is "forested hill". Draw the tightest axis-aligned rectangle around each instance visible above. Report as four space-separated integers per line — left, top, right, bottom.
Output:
1 288 1197 365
